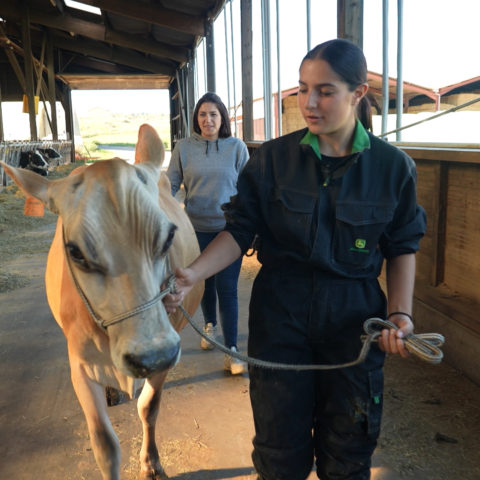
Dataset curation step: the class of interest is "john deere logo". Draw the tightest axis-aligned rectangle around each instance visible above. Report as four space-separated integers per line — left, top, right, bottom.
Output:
355 238 366 249
350 238 369 254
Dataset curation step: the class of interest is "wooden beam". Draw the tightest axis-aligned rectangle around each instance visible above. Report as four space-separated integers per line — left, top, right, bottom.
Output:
105 29 188 63
337 0 364 49
2 44 26 92
35 33 46 98
46 29 58 140
205 21 215 93
21 0 37 140
52 33 176 75
0 81 4 142
56 74 171 90
59 82 75 160
0 3 188 63
0 22 26 91
66 55 129 74
1 27 174 90
78 0 205 37
430 162 448 286
187 57 195 126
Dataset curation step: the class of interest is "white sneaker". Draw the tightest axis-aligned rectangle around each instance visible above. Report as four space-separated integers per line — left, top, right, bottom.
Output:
224 346 247 375
200 322 217 350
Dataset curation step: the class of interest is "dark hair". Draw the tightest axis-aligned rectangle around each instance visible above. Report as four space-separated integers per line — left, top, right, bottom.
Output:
193 92 232 138
302 38 372 131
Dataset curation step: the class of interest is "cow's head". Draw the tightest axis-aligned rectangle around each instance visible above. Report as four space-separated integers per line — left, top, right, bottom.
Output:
1 124 181 378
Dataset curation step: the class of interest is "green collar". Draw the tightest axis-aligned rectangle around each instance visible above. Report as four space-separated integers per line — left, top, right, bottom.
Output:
300 119 370 159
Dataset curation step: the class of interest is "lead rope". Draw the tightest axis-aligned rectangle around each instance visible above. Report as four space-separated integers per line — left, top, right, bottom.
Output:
170 280 445 370
180 307 444 370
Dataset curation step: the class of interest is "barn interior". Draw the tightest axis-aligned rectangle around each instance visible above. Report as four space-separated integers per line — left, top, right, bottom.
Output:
0 4 480 478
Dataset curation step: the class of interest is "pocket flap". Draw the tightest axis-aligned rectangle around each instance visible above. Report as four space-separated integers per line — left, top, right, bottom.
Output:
272 187 316 213
336 203 394 226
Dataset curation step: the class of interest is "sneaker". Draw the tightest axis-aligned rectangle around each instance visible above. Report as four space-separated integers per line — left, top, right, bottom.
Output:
200 322 217 350
224 346 247 375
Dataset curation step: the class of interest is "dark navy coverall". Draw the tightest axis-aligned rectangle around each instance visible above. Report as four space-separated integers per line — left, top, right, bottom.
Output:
224 122 426 480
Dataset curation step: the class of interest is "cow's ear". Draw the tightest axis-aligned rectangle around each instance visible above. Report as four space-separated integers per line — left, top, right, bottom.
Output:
0 161 50 205
134 124 164 172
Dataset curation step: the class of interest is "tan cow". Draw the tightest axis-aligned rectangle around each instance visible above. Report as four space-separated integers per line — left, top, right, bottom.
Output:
1 124 203 480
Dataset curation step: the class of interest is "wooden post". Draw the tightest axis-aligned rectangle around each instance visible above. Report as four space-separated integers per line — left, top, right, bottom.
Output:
46 29 58 141
337 0 364 49
169 80 178 150
21 0 38 140
61 84 75 162
430 163 448 286
240 0 253 142
0 82 4 142
187 56 196 128
205 21 216 93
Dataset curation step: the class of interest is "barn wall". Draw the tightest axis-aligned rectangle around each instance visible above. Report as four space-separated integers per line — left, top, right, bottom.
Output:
282 94 305 134
404 147 480 384
441 93 480 110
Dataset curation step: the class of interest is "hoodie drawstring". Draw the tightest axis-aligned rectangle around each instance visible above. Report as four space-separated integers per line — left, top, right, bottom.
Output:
205 139 220 155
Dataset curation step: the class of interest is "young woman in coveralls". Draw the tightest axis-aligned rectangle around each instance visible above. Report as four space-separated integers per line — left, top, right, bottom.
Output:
165 39 426 480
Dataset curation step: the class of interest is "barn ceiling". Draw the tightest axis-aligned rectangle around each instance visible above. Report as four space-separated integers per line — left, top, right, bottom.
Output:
0 0 225 95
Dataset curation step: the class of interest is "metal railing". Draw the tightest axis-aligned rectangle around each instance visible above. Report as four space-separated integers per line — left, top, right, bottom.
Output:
379 96 480 140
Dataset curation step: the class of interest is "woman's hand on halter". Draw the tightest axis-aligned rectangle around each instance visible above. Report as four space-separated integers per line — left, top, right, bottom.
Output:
162 267 196 313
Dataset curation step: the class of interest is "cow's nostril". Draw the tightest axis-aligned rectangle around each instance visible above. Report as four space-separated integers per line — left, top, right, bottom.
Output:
123 344 180 378
123 353 151 377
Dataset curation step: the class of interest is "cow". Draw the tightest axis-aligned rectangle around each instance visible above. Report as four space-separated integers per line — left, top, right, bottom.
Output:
19 149 49 176
0 124 204 480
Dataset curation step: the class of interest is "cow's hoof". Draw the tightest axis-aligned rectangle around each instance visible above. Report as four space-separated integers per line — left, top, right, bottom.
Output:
138 467 168 480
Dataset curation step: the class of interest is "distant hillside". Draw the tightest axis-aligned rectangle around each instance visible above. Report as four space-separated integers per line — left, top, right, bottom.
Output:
77 108 171 150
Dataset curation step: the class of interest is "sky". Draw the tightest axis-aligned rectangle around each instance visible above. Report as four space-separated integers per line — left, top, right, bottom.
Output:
70 0 480 118
72 89 170 116
363 0 480 88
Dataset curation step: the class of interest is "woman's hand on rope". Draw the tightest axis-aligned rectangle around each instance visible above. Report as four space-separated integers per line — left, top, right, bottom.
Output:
163 267 196 313
378 313 414 358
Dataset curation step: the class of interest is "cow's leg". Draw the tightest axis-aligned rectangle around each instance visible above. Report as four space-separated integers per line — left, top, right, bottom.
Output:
137 370 169 480
70 362 121 480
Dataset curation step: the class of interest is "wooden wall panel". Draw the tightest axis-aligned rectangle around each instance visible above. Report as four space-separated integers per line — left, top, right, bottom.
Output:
444 165 480 304
415 162 436 282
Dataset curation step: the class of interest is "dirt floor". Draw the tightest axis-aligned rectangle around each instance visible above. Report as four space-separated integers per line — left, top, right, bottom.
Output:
1 176 480 480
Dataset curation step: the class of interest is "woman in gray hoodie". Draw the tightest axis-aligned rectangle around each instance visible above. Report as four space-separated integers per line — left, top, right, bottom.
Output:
167 92 249 374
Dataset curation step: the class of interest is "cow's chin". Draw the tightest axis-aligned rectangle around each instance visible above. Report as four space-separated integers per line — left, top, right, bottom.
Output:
109 327 182 378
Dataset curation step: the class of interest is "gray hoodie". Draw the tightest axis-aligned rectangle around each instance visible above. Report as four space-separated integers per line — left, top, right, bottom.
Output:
166 132 249 232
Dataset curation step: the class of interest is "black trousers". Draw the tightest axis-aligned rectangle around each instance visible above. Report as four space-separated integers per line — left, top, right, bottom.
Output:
248 265 387 480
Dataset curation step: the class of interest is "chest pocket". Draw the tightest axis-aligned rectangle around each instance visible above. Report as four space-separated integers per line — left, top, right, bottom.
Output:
334 203 394 267
268 187 316 253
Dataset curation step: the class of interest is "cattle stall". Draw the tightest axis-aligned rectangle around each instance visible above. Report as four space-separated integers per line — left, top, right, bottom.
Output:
0 140 72 186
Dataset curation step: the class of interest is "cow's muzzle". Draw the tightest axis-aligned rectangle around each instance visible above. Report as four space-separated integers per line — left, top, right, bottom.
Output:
123 341 181 378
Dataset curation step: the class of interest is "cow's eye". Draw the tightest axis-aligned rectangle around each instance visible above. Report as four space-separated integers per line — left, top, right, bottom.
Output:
160 225 177 255
66 242 90 269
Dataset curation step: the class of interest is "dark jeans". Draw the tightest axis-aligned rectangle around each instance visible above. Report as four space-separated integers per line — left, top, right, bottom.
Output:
195 231 243 349
248 265 387 480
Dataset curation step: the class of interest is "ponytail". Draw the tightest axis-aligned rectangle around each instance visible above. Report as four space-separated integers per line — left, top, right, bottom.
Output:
358 96 372 131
